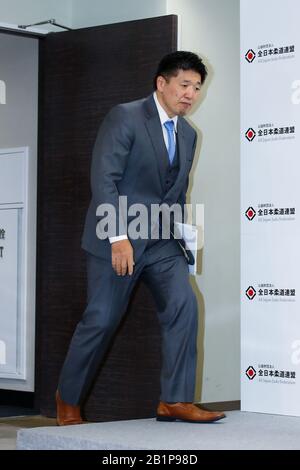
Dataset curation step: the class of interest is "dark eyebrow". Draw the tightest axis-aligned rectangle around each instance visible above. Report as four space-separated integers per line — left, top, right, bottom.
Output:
181 79 202 86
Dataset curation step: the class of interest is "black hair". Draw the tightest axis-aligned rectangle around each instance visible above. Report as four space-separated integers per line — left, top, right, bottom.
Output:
153 51 207 89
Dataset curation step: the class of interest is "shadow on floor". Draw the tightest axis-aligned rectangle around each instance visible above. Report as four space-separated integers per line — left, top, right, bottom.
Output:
0 406 38 418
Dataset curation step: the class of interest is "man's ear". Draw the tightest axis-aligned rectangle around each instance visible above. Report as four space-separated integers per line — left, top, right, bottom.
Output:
156 75 166 92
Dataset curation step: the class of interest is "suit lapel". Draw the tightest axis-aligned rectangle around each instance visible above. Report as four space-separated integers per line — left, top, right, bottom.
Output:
143 96 189 198
144 96 168 192
176 118 188 182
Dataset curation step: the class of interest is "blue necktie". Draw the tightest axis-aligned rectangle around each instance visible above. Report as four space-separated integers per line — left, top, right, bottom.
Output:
164 120 175 165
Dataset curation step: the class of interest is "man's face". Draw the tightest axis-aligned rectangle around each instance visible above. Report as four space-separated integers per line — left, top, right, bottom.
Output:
156 69 202 117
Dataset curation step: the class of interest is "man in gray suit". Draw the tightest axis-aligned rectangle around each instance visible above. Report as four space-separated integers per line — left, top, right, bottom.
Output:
56 51 225 425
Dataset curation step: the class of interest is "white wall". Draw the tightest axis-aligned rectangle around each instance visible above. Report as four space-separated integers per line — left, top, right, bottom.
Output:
167 0 240 403
71 0 167 28
0 0 72 31
0 0 167 32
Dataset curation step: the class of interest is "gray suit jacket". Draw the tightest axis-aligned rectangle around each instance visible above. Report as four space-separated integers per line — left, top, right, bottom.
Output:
81 94 197 262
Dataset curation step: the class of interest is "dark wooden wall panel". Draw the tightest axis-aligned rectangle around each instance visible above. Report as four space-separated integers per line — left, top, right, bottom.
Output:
36 16 177 421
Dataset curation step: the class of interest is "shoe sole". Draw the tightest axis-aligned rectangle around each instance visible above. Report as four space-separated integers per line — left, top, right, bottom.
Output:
56 419 84 426
156 414 226 423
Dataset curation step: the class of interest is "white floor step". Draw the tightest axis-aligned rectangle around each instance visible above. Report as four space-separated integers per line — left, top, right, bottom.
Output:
16 411 300 450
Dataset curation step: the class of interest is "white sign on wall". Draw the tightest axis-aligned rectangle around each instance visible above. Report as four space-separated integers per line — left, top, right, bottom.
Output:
0 147 36 390
241 0 300 416
0 209 20 374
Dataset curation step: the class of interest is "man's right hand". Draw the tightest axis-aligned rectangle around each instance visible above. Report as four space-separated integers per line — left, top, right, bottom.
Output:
111 239 134 276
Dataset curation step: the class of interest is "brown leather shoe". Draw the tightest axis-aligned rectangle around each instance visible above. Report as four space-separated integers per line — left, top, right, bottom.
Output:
156 401 226 423
56 390 84 426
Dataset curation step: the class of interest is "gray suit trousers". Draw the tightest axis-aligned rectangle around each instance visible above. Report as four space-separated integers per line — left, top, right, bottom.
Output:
58 239 198 405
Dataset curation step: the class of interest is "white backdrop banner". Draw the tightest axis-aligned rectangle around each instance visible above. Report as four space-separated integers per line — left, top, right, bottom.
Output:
241 0 300 416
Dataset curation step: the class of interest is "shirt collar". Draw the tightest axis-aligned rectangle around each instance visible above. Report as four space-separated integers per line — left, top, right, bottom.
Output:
153 92 178 132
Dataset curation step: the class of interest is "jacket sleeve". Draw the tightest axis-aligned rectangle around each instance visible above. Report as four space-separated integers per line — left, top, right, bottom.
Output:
177 132 197 220
90 105 134 237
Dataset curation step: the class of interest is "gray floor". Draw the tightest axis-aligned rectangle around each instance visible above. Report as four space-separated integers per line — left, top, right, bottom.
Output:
0 424 19 450
14 411 300 450
0 415 56 450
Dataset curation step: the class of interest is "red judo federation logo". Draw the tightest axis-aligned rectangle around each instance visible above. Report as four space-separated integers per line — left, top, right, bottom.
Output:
245 128 256 142
245 207 256 221
246 366 256 380
245 49 256 63
246 286 256 300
